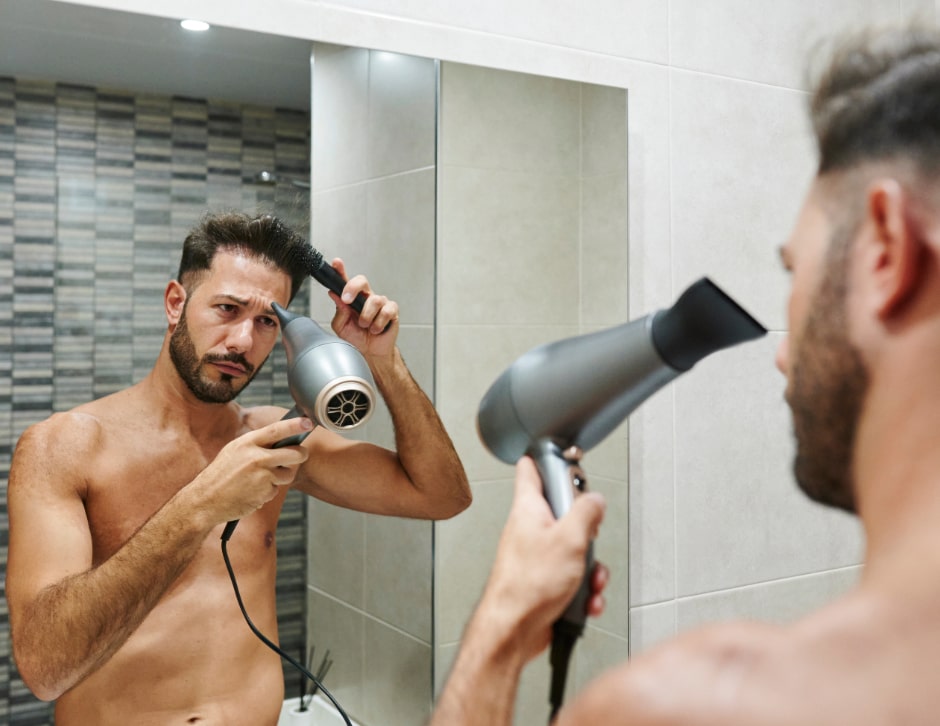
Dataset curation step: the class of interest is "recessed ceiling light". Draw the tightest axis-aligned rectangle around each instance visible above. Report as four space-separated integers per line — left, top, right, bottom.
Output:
180 19 210 32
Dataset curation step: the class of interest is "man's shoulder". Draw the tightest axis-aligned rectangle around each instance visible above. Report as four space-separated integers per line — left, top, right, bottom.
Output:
561 620 806 726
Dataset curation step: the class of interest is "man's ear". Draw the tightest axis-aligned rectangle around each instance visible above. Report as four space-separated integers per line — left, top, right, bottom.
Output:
865 178 924 319
165 280 187 327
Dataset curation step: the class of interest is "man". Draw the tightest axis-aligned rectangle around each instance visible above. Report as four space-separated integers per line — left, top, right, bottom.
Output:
432 25 940 726
6 212 471 725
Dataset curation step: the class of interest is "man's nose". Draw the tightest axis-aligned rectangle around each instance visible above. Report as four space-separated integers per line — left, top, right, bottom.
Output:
226 319 254 353
775 334 789 376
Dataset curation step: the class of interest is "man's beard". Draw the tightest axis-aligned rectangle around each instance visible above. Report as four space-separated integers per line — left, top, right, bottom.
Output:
169 306 264 404
787 229 869 514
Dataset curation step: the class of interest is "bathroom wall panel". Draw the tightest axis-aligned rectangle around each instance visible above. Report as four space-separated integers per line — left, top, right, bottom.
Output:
677 566 862 632
364 513 432 640
367 51 436 178
434 476 515 644
439 64 581 175
312 46 370 192
673 334 863 597
669 70 812 333
669 0 898 90
308 501 366 608
436 165 581 327
361 618 432 725
320 0 670 66
306 589 366 720
628 600 677 655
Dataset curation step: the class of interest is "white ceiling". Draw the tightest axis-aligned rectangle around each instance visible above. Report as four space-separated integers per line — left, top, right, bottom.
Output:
0 0 312 110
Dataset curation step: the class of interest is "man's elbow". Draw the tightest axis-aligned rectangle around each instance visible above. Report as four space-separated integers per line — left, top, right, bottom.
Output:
431 482 472 520
12 627 72 702
13 650 66 702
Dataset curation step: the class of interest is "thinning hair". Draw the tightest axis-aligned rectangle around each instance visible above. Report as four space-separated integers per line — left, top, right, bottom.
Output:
177 212 310 300
810 26 940 177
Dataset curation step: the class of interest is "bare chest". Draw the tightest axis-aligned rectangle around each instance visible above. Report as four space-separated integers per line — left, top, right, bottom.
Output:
84 437 220 563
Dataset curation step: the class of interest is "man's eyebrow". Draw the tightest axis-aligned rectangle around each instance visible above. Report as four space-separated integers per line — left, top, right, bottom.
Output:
211 293 251 306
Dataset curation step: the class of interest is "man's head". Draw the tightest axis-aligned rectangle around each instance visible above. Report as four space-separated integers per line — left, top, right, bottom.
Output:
780 27 940 512
167 212 311 404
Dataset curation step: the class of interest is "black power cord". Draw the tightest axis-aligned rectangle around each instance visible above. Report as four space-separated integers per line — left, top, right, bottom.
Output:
221 536 354 726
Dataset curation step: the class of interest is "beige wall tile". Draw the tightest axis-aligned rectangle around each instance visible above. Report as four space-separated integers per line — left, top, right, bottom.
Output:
308 500 365 607
364 514 433 641
673 334 864 596
629 600 678 655
669 0 898 89
306 590 366 720
361 620 432 726
368 51 436 178
439 63 581 174
677 566 862 631
436 165 580 326
434 479 514 644
669 70 814 332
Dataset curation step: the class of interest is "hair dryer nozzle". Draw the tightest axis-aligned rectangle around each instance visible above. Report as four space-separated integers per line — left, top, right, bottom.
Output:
650 278 766 371
273 302 375 433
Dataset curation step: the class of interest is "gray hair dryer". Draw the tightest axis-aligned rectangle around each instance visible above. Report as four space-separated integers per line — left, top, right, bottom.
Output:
476 277 766 718
221 303 376 541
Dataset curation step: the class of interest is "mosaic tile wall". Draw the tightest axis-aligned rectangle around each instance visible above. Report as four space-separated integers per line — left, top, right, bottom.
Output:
0 76 311 725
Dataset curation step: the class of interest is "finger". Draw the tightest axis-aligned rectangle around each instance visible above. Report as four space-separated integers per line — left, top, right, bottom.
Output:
247 416 314 447
591 561 610 594
586 592 606 618
365 297 398 335
340 273 372 308
330 257 348 281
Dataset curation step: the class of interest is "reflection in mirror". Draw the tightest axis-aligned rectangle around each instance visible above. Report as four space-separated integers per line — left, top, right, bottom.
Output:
0 2 312 724
0 3 629 724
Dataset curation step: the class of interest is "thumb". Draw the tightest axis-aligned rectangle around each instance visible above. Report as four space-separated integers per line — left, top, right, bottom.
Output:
563 490 606 542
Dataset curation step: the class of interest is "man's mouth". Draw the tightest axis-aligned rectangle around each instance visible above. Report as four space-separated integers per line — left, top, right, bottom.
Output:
212 362 245 377
207 357 250 377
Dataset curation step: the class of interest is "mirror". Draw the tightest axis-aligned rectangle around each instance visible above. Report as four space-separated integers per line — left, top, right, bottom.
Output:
0 3 628 725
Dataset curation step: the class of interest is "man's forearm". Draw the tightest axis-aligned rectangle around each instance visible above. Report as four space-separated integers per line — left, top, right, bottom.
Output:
12 490 211 700
370 348 471 517
430 603 526 726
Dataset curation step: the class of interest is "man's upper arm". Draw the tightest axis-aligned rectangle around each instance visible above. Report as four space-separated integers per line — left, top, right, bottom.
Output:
7 415 96 618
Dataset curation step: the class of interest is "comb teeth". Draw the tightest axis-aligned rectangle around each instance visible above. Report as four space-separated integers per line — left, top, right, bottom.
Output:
301 244 324 273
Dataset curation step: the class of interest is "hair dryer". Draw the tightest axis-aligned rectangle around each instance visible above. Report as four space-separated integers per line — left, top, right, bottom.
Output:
476 277 766 719
221 303 376 541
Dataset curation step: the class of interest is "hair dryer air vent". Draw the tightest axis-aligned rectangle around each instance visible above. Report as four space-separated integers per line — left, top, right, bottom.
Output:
319 377 372 430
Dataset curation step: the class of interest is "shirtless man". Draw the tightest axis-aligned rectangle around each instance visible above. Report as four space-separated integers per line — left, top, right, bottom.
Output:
431 25 940 726
6 212 471 725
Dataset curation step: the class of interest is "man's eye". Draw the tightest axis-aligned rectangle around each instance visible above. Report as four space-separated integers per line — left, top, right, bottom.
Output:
218 304 236 314
259 316 277 329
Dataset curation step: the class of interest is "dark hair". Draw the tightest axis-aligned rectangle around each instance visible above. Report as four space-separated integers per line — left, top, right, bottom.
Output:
177 212 310 300
810 26 940 176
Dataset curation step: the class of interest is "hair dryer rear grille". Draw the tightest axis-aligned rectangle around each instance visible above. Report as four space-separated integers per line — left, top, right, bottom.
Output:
325 389 371 428
315 376 374 433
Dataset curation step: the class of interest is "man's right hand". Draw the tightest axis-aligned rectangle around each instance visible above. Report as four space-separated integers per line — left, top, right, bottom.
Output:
191 416 313 525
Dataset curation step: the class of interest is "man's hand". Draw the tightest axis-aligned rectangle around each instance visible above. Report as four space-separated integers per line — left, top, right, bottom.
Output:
189 416 312 526
327 257 399 358
481 456 608 663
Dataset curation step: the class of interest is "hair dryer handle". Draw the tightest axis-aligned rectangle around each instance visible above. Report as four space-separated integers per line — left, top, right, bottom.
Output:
529 440 593 632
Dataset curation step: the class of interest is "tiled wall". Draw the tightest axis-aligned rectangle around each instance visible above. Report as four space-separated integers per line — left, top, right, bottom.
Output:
305 45 438 726
432 62 629 723
0 75 310 724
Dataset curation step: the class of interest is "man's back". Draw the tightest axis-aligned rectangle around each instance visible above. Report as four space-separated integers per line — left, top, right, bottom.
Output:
561 584 940 726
